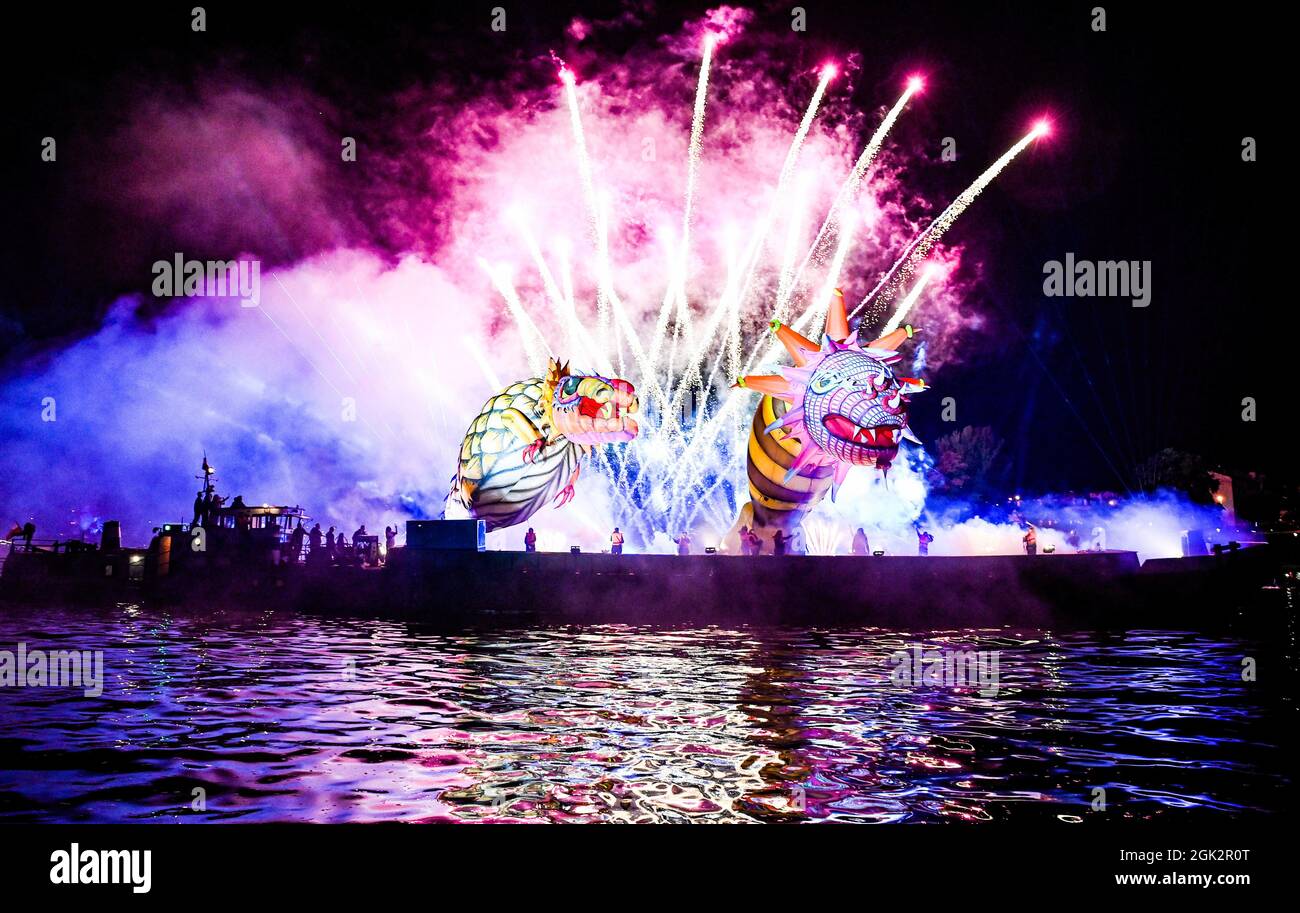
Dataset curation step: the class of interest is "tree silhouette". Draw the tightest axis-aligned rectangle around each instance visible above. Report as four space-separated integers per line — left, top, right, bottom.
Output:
1135 448 1219 504
928 425 1006 497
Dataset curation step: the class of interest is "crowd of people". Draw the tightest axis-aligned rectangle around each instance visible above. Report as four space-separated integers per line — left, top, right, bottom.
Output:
255 519 400 568
278 522 401 567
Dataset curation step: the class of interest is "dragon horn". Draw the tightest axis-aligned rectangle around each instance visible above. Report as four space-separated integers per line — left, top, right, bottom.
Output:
824 288 850 342
769 319 819 366
734 374 796 402
867 324 919 352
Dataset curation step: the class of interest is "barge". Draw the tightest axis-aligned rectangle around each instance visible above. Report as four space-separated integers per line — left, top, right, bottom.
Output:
1 464 1291 630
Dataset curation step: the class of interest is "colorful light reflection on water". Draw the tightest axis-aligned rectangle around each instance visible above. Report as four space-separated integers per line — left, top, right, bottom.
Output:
0 606 1290 823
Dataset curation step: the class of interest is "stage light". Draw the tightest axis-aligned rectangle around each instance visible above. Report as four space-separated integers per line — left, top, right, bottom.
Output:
906 74 924 93
872 550 884 557
821 63 838 80
570 546 581 554
1030 117 1052 139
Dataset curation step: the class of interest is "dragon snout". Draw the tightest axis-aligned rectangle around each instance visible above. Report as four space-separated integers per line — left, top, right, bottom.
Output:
563 377 640 443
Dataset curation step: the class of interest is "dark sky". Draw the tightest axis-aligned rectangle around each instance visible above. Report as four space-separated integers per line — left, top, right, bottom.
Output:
1 1 1287 493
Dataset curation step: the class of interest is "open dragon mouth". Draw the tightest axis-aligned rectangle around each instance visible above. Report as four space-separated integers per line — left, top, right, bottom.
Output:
564 395 639 443
823 413 900 450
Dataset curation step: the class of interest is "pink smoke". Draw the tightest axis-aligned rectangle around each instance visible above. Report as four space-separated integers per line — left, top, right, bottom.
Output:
2 7 999 545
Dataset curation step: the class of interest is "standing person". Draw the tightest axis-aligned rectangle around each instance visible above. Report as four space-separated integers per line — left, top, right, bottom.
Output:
611 527 624 555
917 528 934 556
309 523 323 559
191 491 205 527
773 530 787 556
325 526 336 558
524 527 537 553
852 527 870 556
737 525 750 555
1023 524 1037 556
748 528 764 556
677 532 691 556
385 525 397 552
289 520 306 564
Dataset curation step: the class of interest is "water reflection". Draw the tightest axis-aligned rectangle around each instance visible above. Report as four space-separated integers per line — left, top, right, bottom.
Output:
0 606 1290 822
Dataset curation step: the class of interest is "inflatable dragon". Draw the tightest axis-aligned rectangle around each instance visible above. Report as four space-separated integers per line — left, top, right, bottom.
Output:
453 358 639 531
728 288 925 550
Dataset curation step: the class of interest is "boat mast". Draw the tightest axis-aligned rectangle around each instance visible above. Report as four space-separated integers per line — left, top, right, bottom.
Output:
196 454 217 500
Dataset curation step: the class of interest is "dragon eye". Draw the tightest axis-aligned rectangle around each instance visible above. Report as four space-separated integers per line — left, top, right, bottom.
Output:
562 377 581 396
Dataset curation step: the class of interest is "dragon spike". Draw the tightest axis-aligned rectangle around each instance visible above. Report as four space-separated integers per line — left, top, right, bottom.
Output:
824 288 850 342
830 461 852 501
901 425 922 445
734 374 796 401
867 324 918 352
782 440 823 484
770 319 819 366
897 376 928 395
863 348 904 364
764 406 805 435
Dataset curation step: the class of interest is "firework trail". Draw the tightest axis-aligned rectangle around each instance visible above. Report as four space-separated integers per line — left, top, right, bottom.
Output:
851 120 1049 320
730 64 836 313
778 78 923 314
880 264 940 336
560 66 616 345
745 77 920 375
679 35 715 285
664 64 837 439
479 258 550 375
489 43 1046 546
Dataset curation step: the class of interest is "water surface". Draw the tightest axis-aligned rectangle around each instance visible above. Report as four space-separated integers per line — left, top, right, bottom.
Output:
0 605 1290 822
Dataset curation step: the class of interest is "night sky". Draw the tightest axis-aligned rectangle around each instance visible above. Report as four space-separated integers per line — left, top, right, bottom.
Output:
0 1 1287 496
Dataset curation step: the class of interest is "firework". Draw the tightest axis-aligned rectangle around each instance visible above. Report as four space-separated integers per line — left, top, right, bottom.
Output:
485 42 1047 546
851 122 1049 320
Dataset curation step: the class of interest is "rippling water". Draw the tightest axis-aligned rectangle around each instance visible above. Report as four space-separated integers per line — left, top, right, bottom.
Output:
0 604 1291 822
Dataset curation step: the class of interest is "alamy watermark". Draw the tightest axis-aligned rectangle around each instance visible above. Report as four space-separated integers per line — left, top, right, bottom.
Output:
0 642 103 697
152 253 261 307
50 844 150 893
889 644 1000 697
1043 253 1151 307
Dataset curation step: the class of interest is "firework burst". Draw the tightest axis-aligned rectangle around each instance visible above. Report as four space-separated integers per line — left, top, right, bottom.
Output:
484 35 1047 547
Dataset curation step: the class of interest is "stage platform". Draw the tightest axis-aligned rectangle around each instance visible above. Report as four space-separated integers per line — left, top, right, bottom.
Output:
297 547 1279 629
4 541 1279 630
